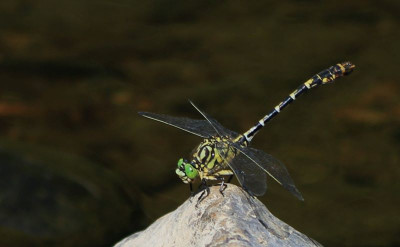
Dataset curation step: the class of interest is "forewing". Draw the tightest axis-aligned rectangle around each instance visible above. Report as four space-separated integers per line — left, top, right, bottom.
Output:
138 112 217 138
233 144 304 200
228 153 267 196
189 100 239 139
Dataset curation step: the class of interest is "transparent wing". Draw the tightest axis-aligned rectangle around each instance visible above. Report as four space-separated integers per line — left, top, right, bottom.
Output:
215 141 266 196
138 112 217 138
233 144 303 200
139 101 239 139
189 100 239 139
228 152 267 196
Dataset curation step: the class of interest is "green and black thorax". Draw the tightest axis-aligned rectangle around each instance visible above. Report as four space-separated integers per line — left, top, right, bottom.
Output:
189 135 249 181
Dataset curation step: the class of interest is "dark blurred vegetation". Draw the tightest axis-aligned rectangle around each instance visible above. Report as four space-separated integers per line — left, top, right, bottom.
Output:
0 0 399 246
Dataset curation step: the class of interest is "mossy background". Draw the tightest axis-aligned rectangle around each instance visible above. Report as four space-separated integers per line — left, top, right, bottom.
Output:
0 1 399 246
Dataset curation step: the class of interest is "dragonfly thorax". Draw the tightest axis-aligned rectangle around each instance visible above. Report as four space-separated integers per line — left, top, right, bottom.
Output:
175 136 237 184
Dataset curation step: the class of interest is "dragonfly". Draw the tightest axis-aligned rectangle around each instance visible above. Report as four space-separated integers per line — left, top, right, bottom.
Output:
139 62 355 202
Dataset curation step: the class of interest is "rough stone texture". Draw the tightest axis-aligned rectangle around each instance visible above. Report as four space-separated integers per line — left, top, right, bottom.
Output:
114 185 322 247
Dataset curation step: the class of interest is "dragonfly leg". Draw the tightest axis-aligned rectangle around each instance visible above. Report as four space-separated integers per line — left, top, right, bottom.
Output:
189 183 194 197
196 179 210 206
189 183 194 202
218 177 227 196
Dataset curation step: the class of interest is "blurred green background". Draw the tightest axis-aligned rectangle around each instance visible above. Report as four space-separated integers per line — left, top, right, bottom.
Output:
0 0 399 246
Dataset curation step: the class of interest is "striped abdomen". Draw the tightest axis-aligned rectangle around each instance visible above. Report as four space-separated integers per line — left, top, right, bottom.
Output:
240 62 355 143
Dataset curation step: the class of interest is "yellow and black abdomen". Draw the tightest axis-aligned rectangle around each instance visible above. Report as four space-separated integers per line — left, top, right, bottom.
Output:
306 61 355 88
241 62 355 143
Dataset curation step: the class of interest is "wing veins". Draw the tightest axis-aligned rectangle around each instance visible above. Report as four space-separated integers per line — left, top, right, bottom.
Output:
215 141 267 196
188 100 223 136
233 144 303 200
189 100 239 138
138 112 216 138
233 145 283 185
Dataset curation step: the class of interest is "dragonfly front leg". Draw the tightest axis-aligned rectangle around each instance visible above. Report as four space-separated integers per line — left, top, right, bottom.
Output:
188 183 195 203
196 179 210 206
189 183 194 197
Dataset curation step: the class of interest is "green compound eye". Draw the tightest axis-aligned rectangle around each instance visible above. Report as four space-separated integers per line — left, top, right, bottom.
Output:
184 163 198 179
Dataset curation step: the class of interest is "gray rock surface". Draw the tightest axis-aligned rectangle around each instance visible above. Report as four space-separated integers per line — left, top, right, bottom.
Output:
115 185 322 247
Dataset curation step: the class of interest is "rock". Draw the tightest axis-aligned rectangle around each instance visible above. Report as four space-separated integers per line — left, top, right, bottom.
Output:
114 185 322 247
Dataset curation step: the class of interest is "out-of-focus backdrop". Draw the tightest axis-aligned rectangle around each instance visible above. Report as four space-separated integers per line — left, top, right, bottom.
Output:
0 1 399 246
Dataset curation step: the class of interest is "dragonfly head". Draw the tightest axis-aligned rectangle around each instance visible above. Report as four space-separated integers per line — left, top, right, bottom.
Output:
176 158 198 183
